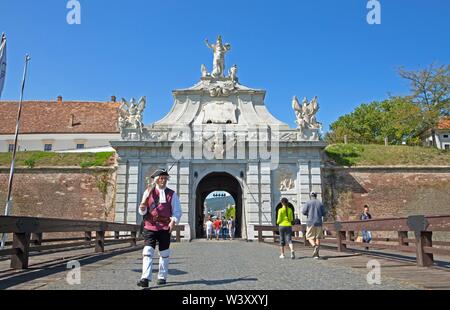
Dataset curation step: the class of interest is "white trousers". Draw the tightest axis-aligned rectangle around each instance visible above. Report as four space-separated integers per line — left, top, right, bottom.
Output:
141 246 171 281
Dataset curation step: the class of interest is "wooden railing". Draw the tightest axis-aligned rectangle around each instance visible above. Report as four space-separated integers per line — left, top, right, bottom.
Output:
254 225 309 245
254 215 450 267
0 216 185 270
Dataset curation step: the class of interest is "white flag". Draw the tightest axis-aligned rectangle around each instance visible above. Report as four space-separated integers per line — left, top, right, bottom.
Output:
0 33 6 99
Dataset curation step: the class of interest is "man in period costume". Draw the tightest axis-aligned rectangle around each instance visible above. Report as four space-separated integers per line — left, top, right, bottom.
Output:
137 168 182 288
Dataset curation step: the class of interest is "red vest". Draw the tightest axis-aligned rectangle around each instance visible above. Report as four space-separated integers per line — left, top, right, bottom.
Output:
143 187 174 231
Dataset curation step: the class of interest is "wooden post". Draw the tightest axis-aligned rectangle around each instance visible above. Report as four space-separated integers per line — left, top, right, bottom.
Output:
31 233 43 246
176 227 181 243
337 231 347 252
85 231 92 245
10 232 31 269
130 231 137 246
95 231 105 253
348 231 355 242
385 137 388 146
398 231 409 246
415 231 434 267
114 231 120 240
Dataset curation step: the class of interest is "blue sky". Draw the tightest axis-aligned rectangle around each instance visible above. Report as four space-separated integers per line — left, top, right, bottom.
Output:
0 0 449 132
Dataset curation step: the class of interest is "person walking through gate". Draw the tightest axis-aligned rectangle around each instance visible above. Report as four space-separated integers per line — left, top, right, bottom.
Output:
213 217 222 240
277 198 295 259
137 169 182 288
302 192 326 259
228 216 236 240
205 217 213 240
221 217 228 240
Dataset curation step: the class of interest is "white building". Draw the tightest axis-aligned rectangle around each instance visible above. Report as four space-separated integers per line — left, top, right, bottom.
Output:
111 37 326 241
0 96 121 153
421 118 450 150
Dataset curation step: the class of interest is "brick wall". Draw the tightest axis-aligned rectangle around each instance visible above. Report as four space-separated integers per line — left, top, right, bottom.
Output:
0 167 116 222
322 167 450 221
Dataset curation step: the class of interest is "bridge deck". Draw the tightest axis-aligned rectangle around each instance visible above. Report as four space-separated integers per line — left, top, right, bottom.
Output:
2 240 450 290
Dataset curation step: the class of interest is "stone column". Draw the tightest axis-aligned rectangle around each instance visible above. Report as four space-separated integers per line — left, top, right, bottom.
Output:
178 160 191 240
125 159 141 224
245 160 260 240
260 161 272 225
298 150 323 224
115 159 127 224
114 159 140 224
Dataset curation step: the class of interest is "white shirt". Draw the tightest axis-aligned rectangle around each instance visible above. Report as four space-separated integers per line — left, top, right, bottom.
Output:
206 220 213 230
138 186 182 224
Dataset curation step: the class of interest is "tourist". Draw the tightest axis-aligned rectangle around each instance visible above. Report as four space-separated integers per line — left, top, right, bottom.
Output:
302 192 326 259
360 205 373 250
277 198 295 259
213 217 222 240
205 218 213 240
228 216 236 240
137 169 182 288
221 217 228 240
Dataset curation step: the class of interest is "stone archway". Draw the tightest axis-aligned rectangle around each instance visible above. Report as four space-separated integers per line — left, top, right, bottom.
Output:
195 172 243 239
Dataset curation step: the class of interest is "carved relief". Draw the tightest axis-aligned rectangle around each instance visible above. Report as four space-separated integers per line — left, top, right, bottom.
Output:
278 165 297 192
202 101 237 124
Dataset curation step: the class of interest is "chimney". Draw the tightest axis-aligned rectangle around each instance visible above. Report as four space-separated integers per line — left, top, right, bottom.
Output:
69 114 74 127
111 95 116 102
57 95 63 102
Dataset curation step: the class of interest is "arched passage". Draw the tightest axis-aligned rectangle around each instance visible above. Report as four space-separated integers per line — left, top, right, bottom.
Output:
195 172 243 239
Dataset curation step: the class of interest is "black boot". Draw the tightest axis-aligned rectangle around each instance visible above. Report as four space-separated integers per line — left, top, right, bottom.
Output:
137 278 149 288
157 279 167 285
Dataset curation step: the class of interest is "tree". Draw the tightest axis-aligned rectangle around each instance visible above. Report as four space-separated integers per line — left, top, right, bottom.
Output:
398 64 449 146
326 97 423 145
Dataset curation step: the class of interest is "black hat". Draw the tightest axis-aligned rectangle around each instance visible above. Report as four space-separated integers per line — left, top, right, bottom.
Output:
151 168 169 178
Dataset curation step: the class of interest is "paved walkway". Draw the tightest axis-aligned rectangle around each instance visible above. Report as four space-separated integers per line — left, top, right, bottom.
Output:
1 240 422 290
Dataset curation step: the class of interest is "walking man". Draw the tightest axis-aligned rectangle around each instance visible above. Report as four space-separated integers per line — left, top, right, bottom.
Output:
137 169 182 288
302 192 326 259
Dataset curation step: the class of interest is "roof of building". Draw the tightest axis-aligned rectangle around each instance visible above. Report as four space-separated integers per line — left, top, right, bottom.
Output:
437 117 450 130
0 99 119 134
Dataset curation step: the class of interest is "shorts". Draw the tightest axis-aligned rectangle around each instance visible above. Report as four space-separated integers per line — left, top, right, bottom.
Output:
142 229 171 251
279 226 293 246
306 226 324 240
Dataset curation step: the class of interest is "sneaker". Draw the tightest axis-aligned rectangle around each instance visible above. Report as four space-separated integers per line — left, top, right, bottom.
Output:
279 254 285 259
291 252 295 260
137 278 149 288
157 279 167 285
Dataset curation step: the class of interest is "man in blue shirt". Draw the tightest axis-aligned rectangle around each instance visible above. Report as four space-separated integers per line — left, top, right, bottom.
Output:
302 192 326 259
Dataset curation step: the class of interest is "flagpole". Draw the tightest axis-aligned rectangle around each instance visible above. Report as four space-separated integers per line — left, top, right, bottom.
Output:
0 54 31 250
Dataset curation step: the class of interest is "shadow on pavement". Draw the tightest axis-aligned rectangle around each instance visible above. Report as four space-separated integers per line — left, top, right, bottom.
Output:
0 246 142 290
144 276 258 290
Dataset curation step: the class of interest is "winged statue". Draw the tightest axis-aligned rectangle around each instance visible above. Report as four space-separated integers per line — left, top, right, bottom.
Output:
292 96 321 131
119 96 146 133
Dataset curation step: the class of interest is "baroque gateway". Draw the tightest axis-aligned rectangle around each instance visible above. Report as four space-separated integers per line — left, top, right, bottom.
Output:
111 36 326 240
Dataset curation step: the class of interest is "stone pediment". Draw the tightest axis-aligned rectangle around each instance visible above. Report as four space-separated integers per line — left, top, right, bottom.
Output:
119 36 323 142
